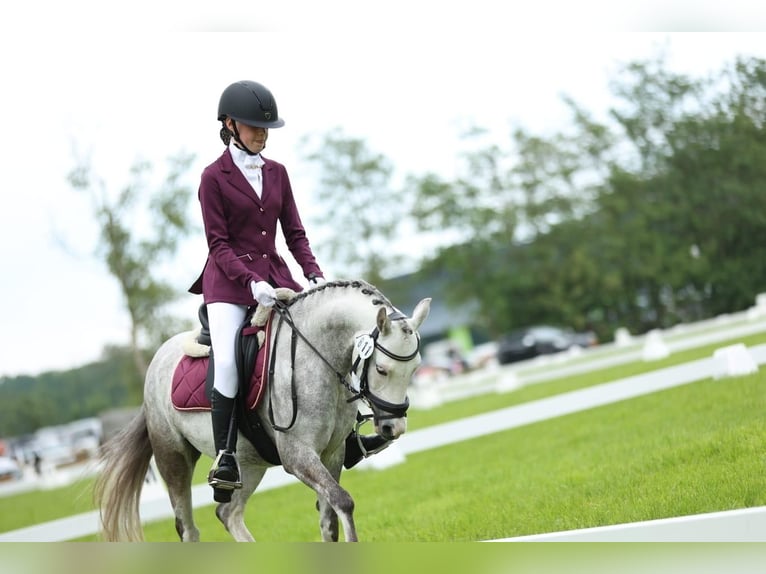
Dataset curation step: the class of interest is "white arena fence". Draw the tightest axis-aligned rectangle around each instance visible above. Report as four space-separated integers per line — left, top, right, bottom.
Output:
2 306 766 542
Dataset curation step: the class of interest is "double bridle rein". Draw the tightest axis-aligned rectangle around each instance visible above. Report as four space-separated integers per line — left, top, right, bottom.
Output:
267 301 419 433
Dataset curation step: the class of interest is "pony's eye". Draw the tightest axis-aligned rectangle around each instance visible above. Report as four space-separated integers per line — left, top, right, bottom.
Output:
375 364 388 376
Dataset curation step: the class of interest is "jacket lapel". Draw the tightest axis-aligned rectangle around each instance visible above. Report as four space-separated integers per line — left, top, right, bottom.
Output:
259 159 273 204
220 149 263 207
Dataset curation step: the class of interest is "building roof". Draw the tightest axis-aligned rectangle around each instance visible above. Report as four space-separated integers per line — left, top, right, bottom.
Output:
381 270 478 340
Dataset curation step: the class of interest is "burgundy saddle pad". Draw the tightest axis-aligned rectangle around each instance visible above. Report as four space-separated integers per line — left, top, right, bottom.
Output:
170 318 272 412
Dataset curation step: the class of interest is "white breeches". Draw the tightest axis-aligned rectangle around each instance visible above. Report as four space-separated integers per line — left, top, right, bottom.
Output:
206 302 248 398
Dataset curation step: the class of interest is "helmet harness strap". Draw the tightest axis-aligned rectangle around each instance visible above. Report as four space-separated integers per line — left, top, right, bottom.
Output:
228 121 263 156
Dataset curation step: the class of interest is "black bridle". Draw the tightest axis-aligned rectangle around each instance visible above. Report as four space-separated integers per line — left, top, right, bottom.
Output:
267 301 419 432
347 309 419 420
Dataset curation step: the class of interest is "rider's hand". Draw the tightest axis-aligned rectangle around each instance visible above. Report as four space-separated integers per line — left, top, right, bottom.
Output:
250 280 276 307
308 273 326 287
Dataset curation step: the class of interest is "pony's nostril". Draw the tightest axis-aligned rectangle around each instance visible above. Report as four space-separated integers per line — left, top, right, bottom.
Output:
381 424 395 440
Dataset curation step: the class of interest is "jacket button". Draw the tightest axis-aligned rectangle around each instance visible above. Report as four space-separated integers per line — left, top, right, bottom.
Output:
262 254 268 259
261 231 267 236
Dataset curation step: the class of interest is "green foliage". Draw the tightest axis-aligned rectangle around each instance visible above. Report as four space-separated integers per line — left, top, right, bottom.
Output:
300 128 404 283
403 54 766 340
294 54 766 344
67 151 197 387
0 346 139 437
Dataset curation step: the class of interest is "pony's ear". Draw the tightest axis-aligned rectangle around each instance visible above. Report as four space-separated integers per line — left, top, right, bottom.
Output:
409 298 431 331
376 306 390 335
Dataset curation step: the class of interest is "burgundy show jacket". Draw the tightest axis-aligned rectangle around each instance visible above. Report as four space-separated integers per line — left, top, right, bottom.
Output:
188 149 322 305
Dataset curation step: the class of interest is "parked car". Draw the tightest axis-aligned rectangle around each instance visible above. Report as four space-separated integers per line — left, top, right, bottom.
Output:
0 456 22 482
496 325 595 365
571 329 599 348
35 443 77 469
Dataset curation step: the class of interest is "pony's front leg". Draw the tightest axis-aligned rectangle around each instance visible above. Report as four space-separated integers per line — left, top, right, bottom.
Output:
316 448 346 541
317 499 339 542
280 442 357 542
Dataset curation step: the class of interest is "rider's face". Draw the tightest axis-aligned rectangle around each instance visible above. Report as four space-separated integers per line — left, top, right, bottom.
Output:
228 119 268 154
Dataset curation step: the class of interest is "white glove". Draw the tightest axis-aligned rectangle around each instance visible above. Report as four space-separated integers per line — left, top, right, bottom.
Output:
308 274 326 287
250 280 276 307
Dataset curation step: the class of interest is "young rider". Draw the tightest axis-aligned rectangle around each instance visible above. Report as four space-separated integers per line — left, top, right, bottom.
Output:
190 80 388 502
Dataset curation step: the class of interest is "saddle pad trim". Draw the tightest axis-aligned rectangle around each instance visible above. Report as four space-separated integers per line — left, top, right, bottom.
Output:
247 313 272 410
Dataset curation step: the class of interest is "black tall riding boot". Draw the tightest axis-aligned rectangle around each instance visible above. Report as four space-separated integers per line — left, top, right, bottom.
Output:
343 431 391 469
208 389 242 502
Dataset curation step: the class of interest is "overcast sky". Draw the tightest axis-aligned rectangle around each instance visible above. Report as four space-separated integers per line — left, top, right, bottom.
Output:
1 3 766 377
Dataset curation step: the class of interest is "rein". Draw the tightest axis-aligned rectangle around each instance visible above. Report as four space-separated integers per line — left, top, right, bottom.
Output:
266 300 418 433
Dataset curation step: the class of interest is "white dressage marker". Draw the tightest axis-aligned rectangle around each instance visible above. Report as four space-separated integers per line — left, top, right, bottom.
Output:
712 343 758 379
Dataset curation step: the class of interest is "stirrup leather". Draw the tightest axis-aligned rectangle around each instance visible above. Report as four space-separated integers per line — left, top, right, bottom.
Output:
207 450 243 491
353 413 392 459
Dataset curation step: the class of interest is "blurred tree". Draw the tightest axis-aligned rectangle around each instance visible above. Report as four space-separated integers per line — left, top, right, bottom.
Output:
0 349 136 436
67 152 196 397
588 55 766 331
663 56 766 316
408 122 604 335
300 128 411 284
407 54 766 340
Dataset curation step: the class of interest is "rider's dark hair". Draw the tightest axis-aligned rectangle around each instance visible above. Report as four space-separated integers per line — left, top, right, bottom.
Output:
219 121 232 146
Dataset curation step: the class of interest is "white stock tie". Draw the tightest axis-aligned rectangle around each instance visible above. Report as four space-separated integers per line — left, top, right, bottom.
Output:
243 162 263 199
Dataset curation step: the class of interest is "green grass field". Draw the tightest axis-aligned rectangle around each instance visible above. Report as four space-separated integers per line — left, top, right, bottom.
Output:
130 370 766 542
2 330 765 541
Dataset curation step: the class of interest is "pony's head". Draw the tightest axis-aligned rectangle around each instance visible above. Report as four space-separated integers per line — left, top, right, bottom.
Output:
351 297 431 440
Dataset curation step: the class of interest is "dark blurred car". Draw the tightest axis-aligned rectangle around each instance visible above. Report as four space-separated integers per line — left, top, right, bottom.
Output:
571 330 599 349
496 325 596 365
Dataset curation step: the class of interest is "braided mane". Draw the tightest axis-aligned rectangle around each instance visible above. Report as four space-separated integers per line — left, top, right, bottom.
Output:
286 279 393 309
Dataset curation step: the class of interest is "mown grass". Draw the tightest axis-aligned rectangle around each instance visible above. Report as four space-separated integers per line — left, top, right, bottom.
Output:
0 477 96 532
126 369 766 541
2 329 765 539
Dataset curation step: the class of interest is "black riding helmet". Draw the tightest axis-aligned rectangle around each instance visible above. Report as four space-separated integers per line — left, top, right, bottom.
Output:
218 80 285 128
